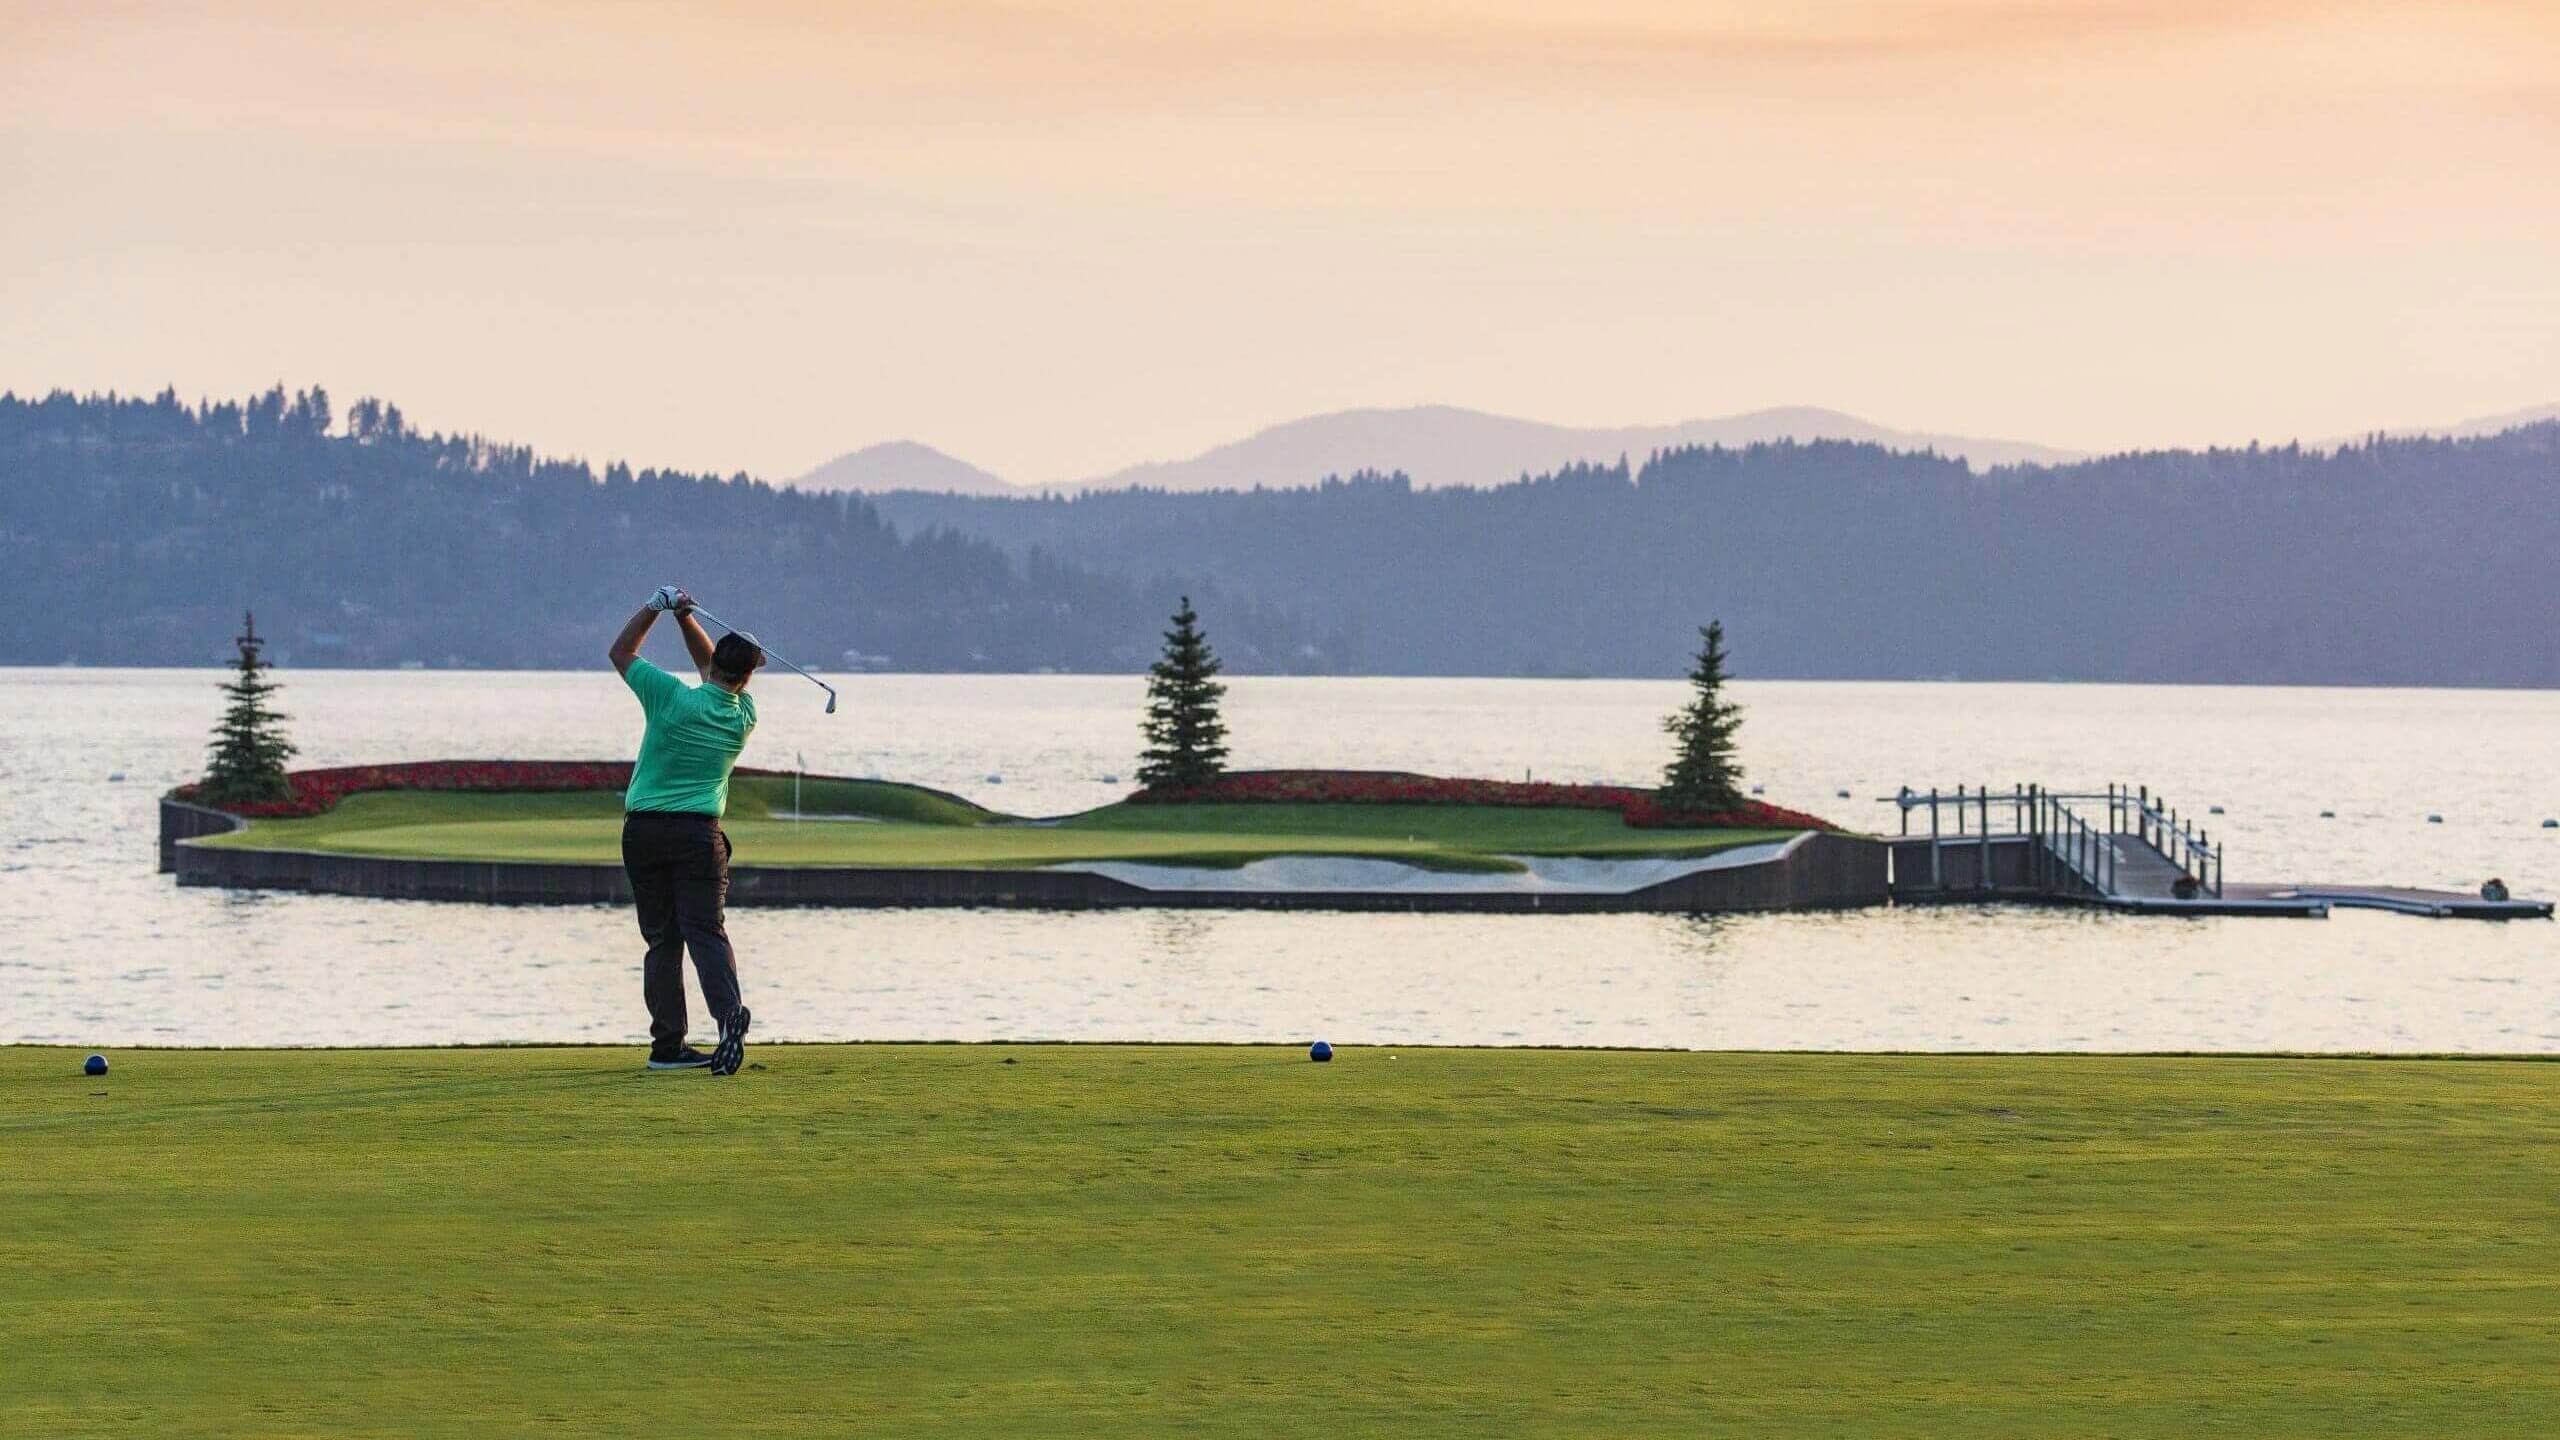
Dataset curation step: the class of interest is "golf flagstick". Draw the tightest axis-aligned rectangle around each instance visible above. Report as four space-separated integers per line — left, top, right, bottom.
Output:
687 604 839 714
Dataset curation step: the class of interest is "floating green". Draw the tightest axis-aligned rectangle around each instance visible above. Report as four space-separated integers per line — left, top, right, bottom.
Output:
196 777 1796 873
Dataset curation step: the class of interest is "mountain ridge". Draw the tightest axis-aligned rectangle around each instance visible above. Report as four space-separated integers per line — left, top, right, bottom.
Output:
1069 404 2085 491
793 400 2560 496
794 439 1016 496
789 404 2085 495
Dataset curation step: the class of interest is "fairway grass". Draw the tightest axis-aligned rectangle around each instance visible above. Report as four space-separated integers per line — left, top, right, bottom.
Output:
7 1047 2558 1435
197 779 1794 873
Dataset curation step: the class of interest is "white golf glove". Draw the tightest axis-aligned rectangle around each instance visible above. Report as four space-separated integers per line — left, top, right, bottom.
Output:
648 585 688 613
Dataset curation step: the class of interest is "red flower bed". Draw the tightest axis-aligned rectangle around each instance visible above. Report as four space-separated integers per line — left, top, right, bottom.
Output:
1130 769 1835 831
171 759 788 819
1618 793 1836 832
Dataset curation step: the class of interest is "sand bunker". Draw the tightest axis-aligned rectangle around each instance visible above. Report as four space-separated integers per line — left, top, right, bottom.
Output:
1058 839 1798 895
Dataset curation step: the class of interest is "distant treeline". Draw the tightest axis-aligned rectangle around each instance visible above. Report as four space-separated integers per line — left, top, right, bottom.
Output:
11 387 2553 684
0 387 1323 670
871 427 2560 686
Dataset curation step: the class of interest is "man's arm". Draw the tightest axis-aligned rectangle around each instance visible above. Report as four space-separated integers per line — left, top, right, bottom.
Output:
608 604 657 677
675 610 717 681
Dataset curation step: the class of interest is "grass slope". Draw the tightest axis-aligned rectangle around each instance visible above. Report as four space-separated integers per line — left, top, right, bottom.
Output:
5 1047 2556 1436
199 781 1791 872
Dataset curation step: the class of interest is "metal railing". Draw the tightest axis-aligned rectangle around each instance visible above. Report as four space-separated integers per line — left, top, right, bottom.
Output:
2109 783 2224 898
1888 782 2223 899
2038 789 2119 896
1888 782 2041 895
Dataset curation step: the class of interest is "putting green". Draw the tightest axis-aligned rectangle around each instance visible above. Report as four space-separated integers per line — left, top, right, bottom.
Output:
6 1047 2556 1435
194 778 1795 872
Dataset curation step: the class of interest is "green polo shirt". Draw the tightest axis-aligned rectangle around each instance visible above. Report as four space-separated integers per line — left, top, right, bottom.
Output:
621 658 757 816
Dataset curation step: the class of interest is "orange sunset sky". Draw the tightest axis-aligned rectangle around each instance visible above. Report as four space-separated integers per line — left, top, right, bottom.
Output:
6 0 2555 481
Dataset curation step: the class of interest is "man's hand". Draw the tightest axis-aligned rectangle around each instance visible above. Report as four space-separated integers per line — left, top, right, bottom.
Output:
624 586 710 678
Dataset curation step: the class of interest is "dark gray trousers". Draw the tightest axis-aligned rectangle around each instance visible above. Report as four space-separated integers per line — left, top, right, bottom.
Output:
621 811 742 1057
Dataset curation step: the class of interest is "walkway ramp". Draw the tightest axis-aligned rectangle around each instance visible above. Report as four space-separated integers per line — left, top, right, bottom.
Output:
2097 832 2191 902
2074 832 2330 916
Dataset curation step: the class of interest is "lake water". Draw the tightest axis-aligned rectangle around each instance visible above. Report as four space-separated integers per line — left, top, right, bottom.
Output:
6 669 2554 1051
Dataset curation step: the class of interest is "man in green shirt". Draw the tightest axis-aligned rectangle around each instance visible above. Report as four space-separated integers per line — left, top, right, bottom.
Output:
609 586 761 1075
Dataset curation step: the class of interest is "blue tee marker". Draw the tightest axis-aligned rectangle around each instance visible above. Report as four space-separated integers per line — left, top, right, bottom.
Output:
1309 1041 1333 1063
84 1054 108 1076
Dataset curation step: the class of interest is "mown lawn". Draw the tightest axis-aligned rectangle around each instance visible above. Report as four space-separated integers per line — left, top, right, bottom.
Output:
6 1046 2557 1435
196 779 1793 872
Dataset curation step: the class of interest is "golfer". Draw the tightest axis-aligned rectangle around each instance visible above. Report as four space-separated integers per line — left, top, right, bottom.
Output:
609 586 759 1075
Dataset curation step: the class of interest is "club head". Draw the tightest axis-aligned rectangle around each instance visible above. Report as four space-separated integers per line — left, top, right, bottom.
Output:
824 694 838 714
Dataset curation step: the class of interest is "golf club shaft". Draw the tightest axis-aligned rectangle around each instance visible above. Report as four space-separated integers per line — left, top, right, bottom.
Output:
687 604 839 710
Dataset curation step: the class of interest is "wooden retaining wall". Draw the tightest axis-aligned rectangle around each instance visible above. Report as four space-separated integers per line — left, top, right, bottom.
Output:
1885 834 2065 901
160 799 1890 914
159 798 245 872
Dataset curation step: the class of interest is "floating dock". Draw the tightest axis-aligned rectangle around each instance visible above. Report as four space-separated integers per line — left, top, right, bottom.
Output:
1885 783 2551 921
2217 884 2552 921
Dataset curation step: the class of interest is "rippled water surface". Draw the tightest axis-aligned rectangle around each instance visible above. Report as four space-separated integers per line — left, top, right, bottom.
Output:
6 669 2554 1050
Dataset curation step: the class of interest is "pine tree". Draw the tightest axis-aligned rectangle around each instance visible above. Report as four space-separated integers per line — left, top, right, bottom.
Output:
1660 620 1745 812
1138 596 1230 790
202 611 297 806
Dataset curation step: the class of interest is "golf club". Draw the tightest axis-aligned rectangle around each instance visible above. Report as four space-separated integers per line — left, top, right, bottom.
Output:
687 602 838 714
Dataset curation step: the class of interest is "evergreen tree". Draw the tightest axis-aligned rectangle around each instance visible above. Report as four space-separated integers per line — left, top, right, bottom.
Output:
201 611 297 805
1660 620 1745 811
1138 596 1229 790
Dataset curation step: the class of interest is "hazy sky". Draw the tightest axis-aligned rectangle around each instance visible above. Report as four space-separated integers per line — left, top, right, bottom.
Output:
6 0 2555 482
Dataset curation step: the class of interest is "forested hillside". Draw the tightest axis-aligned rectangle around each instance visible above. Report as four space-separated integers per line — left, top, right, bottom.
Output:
874 427 2560 686
1 388 1321 669
13 387 2552 683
